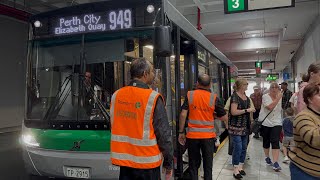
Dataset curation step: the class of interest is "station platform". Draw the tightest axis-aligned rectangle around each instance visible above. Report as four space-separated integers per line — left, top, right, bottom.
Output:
208 136 291 180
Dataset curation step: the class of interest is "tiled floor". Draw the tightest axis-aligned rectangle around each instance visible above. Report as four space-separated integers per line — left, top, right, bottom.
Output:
206 136 291 180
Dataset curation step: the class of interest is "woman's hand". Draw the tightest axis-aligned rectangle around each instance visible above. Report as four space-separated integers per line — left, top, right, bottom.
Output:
247 107 256 113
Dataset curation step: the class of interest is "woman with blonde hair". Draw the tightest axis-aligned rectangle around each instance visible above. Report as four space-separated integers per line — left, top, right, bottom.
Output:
229 78 255 179
259 82 283 171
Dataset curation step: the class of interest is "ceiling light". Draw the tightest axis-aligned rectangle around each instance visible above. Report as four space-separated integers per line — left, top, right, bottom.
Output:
256 51 259 53
252 34 256 37
34 20 42 28
183 40 191 44
147 5 155 13
144 45 154 50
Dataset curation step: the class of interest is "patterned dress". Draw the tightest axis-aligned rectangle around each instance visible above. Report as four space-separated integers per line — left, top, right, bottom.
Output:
228 92 250 136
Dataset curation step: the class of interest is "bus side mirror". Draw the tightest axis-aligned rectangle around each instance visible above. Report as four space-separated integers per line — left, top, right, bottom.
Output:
154 26 172 57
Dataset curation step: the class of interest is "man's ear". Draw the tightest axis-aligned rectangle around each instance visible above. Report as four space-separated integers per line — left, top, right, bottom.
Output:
143 71 148 77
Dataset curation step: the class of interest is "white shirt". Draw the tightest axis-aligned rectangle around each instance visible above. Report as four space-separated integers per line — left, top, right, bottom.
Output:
258 94 282 127
289 93 298 107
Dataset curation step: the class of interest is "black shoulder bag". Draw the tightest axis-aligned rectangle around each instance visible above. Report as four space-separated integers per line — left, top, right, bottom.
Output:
251 109 273 135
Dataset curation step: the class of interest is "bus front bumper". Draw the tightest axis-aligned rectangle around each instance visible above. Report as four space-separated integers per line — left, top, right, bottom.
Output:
22 145 119 179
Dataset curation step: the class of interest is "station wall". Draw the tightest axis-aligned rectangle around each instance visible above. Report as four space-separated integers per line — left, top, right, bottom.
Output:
0 15 28 132
293 16 320 81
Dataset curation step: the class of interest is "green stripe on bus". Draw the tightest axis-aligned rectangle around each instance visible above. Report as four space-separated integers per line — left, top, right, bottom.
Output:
31 129 111 152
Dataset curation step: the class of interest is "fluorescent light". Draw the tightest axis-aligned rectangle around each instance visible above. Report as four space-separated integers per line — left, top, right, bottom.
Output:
144 45 154 50
147 5 155 13
252 34 256 37
22 134 40 147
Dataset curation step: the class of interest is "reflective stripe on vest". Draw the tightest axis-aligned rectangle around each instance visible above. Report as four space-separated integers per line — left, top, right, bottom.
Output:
111 153 162 164
188 119 215 126
209 93 215 107
110 90 119 127
143 91 158 139
188 127 215 132
189 91 195 104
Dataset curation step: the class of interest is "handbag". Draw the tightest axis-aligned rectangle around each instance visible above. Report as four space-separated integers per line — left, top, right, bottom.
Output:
251 109 273 135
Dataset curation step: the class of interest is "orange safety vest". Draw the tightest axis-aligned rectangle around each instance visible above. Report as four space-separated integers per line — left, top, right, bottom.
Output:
110 86 162 169
186 89 216 139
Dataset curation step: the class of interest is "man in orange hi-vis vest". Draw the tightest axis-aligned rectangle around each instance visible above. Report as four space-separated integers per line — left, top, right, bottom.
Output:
110 58 173 180
178 74 227 180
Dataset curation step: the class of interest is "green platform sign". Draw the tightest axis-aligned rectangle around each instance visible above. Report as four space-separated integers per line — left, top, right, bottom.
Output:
224 0 295 14
266 74 278 81
226 0 245 12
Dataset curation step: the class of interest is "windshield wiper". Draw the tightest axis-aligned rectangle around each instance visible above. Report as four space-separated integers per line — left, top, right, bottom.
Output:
84 77 111 122
43 74 73 121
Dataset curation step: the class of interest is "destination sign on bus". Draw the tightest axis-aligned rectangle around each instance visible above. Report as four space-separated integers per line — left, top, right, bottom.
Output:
53 9 132 35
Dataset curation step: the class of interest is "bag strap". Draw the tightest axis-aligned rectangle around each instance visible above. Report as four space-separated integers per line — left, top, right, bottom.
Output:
260 108 274 124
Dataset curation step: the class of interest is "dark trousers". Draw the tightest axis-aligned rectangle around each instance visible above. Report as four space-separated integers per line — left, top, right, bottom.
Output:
253 109 261 137
119 166 160 180
261 125 282 149
187 138 215 180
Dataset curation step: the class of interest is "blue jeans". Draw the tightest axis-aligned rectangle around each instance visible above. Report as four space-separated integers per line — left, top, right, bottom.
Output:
231 135 248 166
290 163 319 180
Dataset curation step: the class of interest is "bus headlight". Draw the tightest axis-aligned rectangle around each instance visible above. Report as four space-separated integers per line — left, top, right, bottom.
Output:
22 134 40 147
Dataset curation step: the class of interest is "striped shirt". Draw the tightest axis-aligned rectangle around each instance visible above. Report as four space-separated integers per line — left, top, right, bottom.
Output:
288 107 320 178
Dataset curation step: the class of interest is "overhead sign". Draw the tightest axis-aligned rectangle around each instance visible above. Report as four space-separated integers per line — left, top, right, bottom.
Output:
283 73 290 81
262 61 275 70
53 9 132 35
224 0 295 14
266 74 279 81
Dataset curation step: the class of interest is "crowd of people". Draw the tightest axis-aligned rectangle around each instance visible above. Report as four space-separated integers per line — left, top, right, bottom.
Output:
224 62 320 180
108 57 320 180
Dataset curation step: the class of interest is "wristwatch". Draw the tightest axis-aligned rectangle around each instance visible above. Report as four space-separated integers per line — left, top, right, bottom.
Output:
244 109 248 113
179 130 185 134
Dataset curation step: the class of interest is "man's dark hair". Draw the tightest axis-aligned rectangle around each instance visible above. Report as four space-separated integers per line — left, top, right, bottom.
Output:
130 58 151 79
198 74 210 87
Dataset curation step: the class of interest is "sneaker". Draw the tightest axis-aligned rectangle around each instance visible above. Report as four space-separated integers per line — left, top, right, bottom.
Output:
283 156 289 163
265 157 273 166
246 154 250 160
273 162 282 171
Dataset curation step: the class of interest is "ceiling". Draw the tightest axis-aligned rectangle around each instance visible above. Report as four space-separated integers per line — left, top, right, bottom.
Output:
1 0 320 78
171 0 320 78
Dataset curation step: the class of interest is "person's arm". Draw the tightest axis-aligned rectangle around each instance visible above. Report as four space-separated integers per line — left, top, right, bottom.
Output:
249 98 255 122
265 93 282 110
294 115 320 148
152 97 173 170
179 109 188 133
230 95 255 116
214 97 227 122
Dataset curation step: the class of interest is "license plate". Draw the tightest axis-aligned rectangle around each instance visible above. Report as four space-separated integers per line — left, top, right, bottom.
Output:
64 166 90 179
